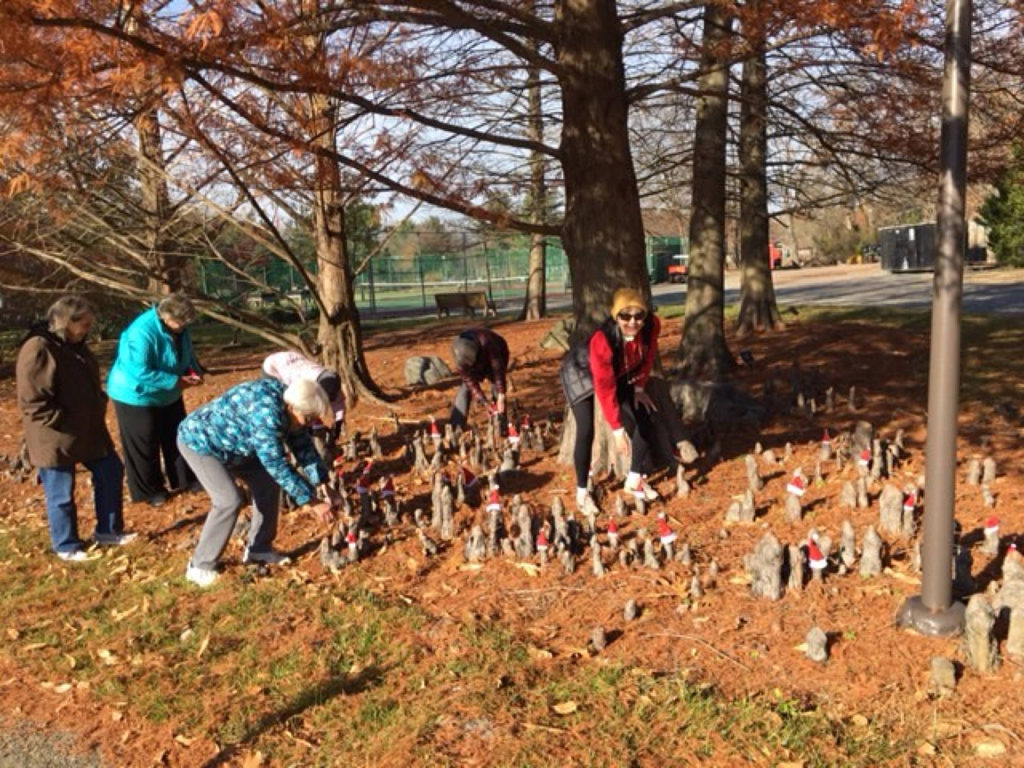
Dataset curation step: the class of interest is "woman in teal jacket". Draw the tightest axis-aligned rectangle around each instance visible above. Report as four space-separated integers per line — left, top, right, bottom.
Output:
107 294 202 506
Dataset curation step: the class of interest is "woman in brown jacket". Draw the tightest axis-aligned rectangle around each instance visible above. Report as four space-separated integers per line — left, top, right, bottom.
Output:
16 295 133 561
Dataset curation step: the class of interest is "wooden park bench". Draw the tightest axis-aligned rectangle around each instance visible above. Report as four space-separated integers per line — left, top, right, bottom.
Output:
434 290 498 319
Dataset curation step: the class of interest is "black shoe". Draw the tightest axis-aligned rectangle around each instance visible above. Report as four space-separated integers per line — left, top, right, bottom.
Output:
170 481 203 495
147 492 168 507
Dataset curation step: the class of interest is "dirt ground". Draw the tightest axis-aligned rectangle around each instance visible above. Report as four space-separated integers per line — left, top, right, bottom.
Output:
1 308 1023 766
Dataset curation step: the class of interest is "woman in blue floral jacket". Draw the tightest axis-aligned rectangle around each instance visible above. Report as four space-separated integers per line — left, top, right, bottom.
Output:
176 377 334 587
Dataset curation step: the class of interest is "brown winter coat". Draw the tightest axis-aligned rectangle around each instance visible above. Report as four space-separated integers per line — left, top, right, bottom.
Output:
16 325 115 468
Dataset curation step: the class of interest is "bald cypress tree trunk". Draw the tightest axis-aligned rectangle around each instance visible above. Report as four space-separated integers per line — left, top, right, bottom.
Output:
555 0 649 332
678 3 735 386
736 15 783 335
302 0 384 405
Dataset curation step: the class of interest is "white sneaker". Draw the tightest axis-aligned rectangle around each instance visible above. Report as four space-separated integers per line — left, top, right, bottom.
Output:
624 476 659 502
577 492 600 516
185 563 219 587
57 549 95 562
242 547 292 565
95 532 139 547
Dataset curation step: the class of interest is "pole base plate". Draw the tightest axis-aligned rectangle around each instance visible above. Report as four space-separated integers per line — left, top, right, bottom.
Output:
897 595 965 637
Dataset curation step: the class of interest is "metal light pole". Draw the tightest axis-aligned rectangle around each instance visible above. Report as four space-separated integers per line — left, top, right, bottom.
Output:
897 0 971 635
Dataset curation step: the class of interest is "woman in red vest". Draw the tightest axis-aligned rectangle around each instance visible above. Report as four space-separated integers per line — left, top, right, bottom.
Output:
562 287 662 510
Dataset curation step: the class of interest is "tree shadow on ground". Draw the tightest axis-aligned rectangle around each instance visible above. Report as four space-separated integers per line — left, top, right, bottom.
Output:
200 664 391 768
147 511 207 540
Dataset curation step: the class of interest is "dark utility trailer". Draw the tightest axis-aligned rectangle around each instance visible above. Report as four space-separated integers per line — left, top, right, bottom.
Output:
878 222 937 272
878 222 987 272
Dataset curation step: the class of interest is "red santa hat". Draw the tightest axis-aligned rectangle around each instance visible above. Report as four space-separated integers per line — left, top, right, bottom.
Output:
380 475 396 497
807 537 827 570
786 473 806 497
858 448 871 467
606 518 619 535
485 487 501 512
984 516 1000 535
345 529 358 549
536 530 549 551
821 429 831 446
507 422 520 445
903 491 917 513
355 461 372 494
657 513 676 544
429 415 441 440
460 466 479 488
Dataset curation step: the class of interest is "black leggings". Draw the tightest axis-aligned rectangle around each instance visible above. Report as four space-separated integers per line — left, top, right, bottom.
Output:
114 398 193 501
570 392 655 488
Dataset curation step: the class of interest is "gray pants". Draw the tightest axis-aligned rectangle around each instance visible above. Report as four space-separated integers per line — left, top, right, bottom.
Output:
178 438 281 570
450 379 496 429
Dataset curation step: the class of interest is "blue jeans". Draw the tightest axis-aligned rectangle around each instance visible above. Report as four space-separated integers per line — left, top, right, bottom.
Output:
38 452 125 553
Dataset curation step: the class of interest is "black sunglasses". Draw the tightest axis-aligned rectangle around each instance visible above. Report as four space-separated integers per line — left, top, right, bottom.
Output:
617 311 646 322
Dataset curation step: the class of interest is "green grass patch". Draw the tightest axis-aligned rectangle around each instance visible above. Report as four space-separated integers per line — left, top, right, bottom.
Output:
0 541 943 766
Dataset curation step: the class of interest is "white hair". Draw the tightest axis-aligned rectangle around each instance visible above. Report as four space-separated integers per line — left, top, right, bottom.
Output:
47 295 95 338
157 294 197 325
283 378 330 417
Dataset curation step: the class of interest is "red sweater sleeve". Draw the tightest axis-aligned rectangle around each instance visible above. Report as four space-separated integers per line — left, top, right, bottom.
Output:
589 329 622 430
588 315 661 431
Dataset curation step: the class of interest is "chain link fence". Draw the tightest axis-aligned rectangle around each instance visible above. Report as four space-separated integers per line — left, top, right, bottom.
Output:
354 239 571 315
198 231 687 318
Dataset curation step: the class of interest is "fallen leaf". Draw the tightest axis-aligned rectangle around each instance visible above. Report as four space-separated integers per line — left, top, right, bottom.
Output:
552 701 578 715
52 683 73 694
887 571 921 585
514 562 540 577
527 646 553 660
196 633 211 660
241 749 265 767
174 734 196 746
111 711 123 722
22 642 50 652
973 738 1006 757
111 605 139 622
6 628 19 640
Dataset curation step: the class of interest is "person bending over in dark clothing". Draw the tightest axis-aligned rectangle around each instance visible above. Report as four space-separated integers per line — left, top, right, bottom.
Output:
449 327 509 430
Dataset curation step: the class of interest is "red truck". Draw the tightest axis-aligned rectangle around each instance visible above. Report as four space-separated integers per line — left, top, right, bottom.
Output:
666 254 689 283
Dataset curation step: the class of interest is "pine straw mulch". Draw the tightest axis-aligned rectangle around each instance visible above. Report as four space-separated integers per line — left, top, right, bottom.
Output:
0 310 1022 767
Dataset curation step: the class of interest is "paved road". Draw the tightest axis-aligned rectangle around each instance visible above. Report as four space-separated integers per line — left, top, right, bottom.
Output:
651 263 1024 314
